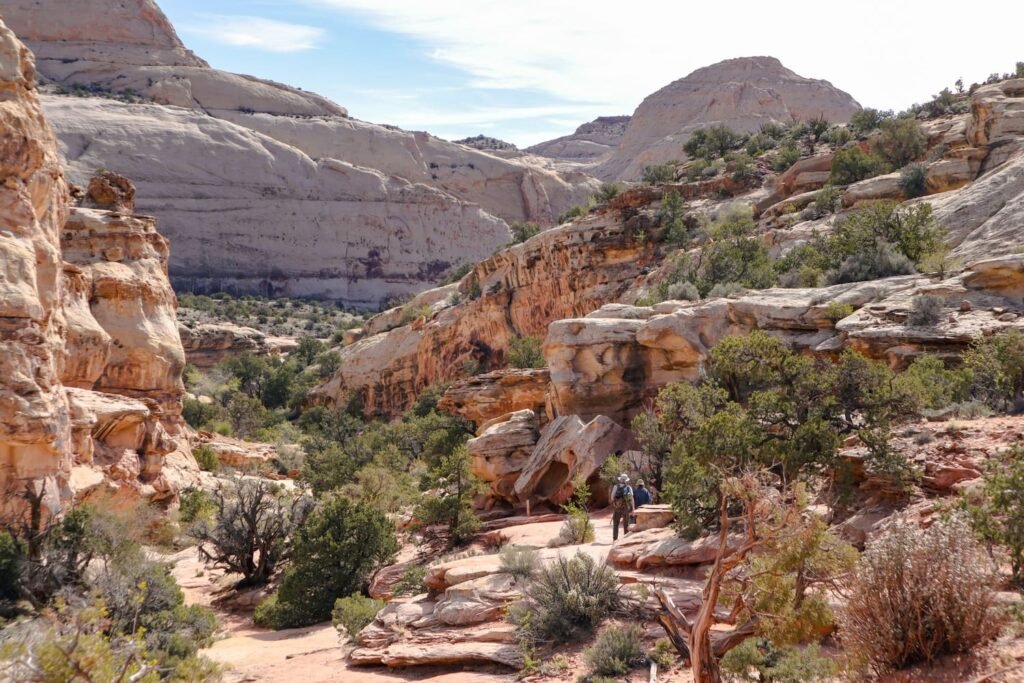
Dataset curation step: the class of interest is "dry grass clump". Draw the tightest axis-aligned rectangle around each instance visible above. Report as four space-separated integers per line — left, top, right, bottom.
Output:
839 516 1003 676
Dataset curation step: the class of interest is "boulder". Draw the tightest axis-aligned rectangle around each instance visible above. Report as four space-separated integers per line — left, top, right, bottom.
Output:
608 528 743 569
467 410 539 503
632 504 676 532
513 415 636 506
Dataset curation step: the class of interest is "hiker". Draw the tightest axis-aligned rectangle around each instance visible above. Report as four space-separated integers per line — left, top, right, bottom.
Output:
634 479 652 507
610 473 634 541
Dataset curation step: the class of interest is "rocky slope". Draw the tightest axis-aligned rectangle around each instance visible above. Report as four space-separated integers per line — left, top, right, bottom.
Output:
0 0 598 306
526 115 631 162
314 74 1024 511
599 56 861 180
0 19 193 511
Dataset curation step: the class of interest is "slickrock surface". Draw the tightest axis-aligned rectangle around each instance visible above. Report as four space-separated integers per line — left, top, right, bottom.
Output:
527 115 631 162
600 57 860 180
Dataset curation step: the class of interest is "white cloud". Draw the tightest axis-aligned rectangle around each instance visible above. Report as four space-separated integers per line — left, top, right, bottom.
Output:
186 15 325 53
305 0 1024 117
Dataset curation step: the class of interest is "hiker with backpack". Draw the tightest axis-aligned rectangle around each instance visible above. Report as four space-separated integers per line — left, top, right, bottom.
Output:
610 473 635 541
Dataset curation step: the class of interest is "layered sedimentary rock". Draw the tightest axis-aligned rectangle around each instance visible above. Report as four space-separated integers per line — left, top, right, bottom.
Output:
466 410 539 503
600 57 861 180
60 204 189 503
547 259 1024 424
0 18 71 508
0 17 191 506
527 115 631 162
0 0 598 304
178 322 294 368
314 208 663 416
438 369 550 427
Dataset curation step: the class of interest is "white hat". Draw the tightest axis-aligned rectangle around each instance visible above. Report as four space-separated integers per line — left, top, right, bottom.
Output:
618 473 629 482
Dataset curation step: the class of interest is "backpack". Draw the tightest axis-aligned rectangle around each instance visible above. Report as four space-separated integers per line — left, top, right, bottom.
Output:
612 484 632 508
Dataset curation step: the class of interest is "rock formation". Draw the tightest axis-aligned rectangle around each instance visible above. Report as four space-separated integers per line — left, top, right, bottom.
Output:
527 115 631 162
314 207 664 417
0 18 192 509
0 17 72 512
599 57 861 180
178 322 296 368
0 0 599 306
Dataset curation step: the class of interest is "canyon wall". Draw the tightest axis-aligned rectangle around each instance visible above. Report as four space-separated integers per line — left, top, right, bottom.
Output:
0 18 192 509
0 0 598 306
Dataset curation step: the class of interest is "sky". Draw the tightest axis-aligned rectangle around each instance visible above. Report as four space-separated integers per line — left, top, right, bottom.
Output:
158 0 1024 148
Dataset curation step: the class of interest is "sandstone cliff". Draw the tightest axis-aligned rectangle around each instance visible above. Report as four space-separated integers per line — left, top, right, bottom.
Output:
600 57 861 180
313 206 664 417
0 17 71 511
0 0 599 305
0 19 192 509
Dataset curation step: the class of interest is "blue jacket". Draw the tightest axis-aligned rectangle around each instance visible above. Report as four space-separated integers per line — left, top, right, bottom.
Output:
634 486 652 506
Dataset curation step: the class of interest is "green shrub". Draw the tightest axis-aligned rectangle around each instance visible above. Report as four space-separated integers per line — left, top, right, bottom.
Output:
510 221 541 244
178 488 215 525
641 163 675 185
707 281 745 298
393 563 427 596
824 301 855 322
746 133 777 156
182 397 223 430
594 182 622 203
958 446 1024 584
584 623 646 676
648 638 676 669
811 185 841 217
963 328 1024 411
830 242 915 284
873 117 926 168
332 594 384 639
193 444 219 472
849 108 893 137
840 516 1002 676
550 475 594 547
658 189 690 247
414 445 481 546
511 551 622 643
899 163 928 198
829 146 886 185
399 303 432 325
664 281 700 302
558 205 588 224
825 125 853 148
772 142 801 172
685 124 746 160
260 495 398 629
508 335 545 369
895 355 970 412
906 295 944 327
694 204 776 295
725 151 756 182
499 545 541 580
721 639 835 682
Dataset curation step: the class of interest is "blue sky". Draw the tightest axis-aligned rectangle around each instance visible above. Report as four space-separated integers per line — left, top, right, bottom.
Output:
158 0 1024 148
